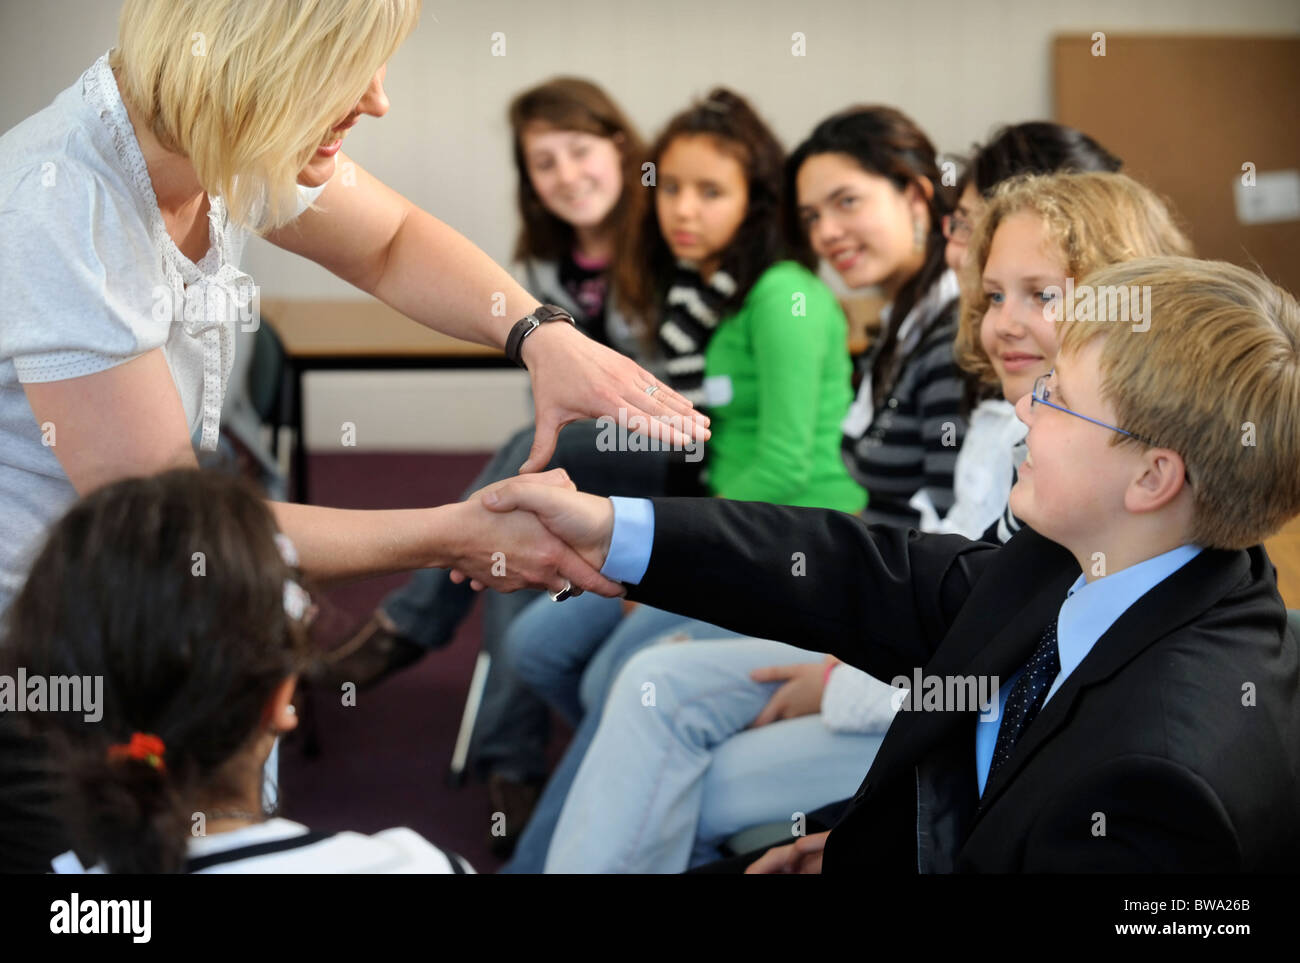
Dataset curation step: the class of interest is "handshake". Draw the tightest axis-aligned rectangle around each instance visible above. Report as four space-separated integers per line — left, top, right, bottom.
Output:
444 469 625 600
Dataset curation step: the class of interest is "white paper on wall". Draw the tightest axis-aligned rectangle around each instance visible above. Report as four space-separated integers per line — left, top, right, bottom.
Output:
1234 170 1300 225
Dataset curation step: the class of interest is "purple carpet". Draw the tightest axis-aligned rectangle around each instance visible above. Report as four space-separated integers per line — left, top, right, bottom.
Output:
278 451 568 873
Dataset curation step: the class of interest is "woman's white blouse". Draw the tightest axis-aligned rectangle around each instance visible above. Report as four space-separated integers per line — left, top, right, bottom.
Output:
0 51 324 616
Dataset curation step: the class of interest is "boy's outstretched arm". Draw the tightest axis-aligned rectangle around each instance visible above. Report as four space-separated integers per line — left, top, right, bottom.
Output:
475 484 998 680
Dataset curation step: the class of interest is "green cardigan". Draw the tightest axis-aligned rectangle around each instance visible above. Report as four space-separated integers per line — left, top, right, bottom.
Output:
702 260 866 513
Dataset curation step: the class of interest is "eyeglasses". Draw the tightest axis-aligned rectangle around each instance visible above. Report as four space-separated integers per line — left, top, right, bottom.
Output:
1030 370 1141 439
941 212 972 243
1030 370 1193 486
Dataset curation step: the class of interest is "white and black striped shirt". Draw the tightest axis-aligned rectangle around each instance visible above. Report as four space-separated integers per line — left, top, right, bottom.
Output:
841 276 969 529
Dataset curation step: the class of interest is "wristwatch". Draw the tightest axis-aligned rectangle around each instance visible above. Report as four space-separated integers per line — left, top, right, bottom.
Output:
505 304 577 368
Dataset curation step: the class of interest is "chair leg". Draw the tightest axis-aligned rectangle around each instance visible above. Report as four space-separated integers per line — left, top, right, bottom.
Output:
447 651 491 788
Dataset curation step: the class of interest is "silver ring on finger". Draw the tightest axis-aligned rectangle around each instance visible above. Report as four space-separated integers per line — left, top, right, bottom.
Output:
644 384 660 397
550 580 575 603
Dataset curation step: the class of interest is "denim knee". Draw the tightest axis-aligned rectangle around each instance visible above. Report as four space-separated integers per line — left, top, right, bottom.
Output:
501 607 559 692
603 643 690 716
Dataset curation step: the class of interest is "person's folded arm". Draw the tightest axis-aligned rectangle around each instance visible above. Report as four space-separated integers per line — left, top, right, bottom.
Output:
820 663 903 733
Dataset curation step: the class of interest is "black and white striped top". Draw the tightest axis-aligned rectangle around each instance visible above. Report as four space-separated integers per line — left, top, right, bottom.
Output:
841 275 969 529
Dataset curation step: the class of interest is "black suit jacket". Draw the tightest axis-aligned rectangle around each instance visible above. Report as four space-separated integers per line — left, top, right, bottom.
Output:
626 498 1300 872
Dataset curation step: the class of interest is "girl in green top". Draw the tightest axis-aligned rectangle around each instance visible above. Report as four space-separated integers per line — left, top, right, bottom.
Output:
499 87 863 871
701 260 863 510
612 87 864 512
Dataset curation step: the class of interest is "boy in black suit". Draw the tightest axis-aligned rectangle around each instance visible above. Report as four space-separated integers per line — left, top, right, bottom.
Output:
468 256 1300 872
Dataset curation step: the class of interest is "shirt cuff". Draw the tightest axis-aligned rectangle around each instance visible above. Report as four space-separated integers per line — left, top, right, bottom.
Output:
600 496 655 585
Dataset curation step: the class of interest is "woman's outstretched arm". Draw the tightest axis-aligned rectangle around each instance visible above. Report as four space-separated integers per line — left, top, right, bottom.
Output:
265 152 709 472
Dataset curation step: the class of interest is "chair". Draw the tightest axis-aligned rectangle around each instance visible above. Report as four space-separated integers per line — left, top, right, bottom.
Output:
722 821 798 859
245 319 293 489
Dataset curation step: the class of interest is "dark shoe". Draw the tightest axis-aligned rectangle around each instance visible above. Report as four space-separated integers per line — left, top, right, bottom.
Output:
486 773 544 860
317 612 426 691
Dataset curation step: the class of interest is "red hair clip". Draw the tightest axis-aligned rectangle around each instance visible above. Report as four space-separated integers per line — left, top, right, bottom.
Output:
107 732 166 773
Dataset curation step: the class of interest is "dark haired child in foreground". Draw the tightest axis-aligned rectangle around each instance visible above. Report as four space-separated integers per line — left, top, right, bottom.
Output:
470 257 1300 872
3 469 472 873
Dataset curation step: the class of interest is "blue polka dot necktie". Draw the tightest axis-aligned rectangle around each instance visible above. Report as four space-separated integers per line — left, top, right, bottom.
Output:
989 618 1060 784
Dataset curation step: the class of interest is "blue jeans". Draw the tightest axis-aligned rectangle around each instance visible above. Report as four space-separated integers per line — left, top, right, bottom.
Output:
501 591 625 729
380 421 678 780
499 599 743 872
545 638 886 873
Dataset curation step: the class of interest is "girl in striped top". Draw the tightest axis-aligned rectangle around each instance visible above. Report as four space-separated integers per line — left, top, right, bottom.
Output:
788 106 974 528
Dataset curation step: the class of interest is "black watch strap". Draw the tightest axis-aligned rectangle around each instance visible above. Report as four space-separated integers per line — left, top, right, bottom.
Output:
505 304 577 368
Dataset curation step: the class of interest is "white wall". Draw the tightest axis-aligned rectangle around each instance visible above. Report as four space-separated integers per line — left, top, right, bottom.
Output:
4 0 1298 450
5 0 1298 288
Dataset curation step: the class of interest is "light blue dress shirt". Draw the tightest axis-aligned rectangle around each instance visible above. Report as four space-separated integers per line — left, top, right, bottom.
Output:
600 496 657 584
973 543 1201 795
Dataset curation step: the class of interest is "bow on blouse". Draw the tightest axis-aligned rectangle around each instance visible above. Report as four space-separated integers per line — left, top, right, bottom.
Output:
180 263 257 451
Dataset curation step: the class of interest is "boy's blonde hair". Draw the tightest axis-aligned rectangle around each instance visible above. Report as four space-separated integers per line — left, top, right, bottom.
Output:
956 171 1193 386
1059 256 1300 549
110 0 420 232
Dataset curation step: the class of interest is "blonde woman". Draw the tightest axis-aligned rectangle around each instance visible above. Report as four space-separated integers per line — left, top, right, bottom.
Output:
0 0 706 625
